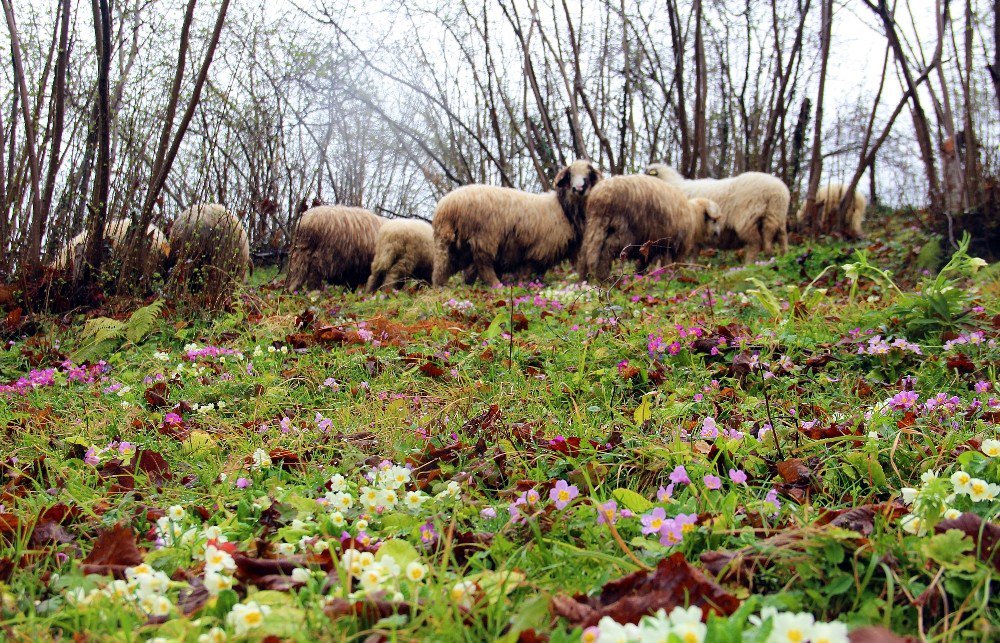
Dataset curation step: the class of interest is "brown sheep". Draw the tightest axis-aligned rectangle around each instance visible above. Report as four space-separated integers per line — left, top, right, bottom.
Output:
431 160 601 287
285 206 385 291
167 204 250 304
578 174 721 281
795 183 866 238
645 164 790 263
365 219 434 293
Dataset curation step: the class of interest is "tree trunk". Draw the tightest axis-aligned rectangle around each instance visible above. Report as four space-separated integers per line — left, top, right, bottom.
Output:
802 0 833 234
82 0 112 284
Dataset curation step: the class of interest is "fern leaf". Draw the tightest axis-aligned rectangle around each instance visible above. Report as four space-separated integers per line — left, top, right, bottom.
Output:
125 300 163 344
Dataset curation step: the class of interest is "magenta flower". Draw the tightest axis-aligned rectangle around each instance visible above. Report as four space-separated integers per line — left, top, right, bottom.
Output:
550 480 579 509
163 412 183 425
669 465 690 485
701 417 719 439
419 522 438 544
728 469 748 484
703 474 722 490
522 489 541 506
640 507 667 535
975 381 990 393
235 477 250 489
889 390 919 410
596 500 618 525
765 489 781 516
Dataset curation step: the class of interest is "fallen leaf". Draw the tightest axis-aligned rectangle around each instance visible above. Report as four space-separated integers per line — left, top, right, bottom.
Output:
81 524 143 577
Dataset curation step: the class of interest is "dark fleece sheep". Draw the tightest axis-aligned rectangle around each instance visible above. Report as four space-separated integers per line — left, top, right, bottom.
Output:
365 219 434 293
285 206 385 291
167 204 250 303
431 160 601 287
578 174 721 281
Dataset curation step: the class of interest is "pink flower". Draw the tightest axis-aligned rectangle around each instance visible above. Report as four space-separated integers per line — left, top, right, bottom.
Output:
658 519 683 546
640 507 667 535
669 466 690 485
84 447 100 466
975 381 991 393
163 412 182 425
728 469 748 484
765 489 781 516
596 500 618 525
480 507 497 519
703 474 722 490
701 417 719 439
419 522 438 543
235 477 250 489
889 391 919 410
549 480 579 509
656 484 674 501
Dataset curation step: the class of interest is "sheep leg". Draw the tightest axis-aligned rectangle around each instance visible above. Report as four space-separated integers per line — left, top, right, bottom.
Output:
431 244 456 287
473 255 500 288
741 224 764 264
382 264 409 291
365 268 385 293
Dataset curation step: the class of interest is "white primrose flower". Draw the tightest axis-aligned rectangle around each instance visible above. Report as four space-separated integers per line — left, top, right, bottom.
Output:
227 601 270 636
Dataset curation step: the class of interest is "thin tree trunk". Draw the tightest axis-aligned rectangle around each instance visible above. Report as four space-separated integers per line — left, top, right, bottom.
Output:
40 0 71 224
802 0 833 234
82 0 112 283
692 0 708 177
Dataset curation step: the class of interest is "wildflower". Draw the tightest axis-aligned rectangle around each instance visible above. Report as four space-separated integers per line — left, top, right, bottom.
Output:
167 505 186 522
951 471 973 495
668 605 707 642
920 470 939 484
198 627 228 643
524 489 541 505
968 478 1000 502
658 519 683 546
450 580 477 609
975 381 991 393
764 489 781 515
810 621 850 643
640 507 667 535
274 543 296 556
703 474 722 490
769 612 815 643
581 626 601 643
900 514 926 536
701 417 719 439
203 570 233 595
480 507 497 519
405 561 428 582
596 500 618 525
329 473 347 492
656 484 674 501
251 449 271 470
235 477 250 489
550 480 579 509
227 601 270 636
139 594 172 617
404 490 426 509
728 469 748 484
982 438 1000 458
669 465 691 485
943 508 962 520
419 522 438 544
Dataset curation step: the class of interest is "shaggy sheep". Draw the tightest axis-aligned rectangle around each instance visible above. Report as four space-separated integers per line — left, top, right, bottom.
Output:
431 160 601 287
365 219 434 293
53 218 170 280
795 183 866 238
577 174 721 281
645 164 790 263
285 206 384 291
167 204 250 303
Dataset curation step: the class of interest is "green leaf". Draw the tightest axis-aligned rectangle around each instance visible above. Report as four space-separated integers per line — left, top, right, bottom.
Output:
375 538 420 568
484 312 507 339
826 574 854 595
922 530 975 570
612 488 654 514
633 395 652 426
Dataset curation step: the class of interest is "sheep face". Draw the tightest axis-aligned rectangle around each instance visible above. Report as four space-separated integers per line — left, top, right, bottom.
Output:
690 198 722 245
556 160 601 196
645 163 684 185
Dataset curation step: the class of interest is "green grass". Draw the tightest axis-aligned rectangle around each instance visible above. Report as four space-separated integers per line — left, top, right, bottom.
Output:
0 219 998 642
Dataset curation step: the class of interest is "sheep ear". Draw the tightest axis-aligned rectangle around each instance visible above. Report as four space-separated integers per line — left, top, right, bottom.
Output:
555 168 570 188
704 201 720 220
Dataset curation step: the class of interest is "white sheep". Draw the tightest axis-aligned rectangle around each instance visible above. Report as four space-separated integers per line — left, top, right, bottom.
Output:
795 183 866 238
366 219 435 292
431 160 601 287
645 164 790 263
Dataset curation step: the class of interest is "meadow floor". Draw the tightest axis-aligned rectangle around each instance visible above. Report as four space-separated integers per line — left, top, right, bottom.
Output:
1 217 998 641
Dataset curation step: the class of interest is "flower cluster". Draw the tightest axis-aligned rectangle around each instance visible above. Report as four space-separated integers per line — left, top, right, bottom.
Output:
83 440 136 467
857 335 922 356
443 298 475 312
67 563 173 618
1 360 108 396
639 507 697 547
942 331 990 351
183 343 241 362
509 479 579 521
583 605 849 643
340 548 429 599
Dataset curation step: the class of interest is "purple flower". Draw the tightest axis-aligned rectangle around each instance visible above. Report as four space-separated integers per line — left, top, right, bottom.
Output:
701 417 719 439
549 480 579 510
728 469 748 484
235 477 250 489
640 507 667 535
703 474 722 490
163 412 183 425
889 390 919 410
975 381 991 393
765 489 781 516
656 484 674 501
596 500 618 525
675 512 698 536
658 519 683 546
84 447 100 466
419 522 438 544
669 465 690 485
647 334 666 356
480 507 497 519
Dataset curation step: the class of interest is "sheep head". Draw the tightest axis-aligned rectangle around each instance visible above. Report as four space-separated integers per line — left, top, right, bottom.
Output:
690 198 722 245
555 160 601 235
645 163 684 185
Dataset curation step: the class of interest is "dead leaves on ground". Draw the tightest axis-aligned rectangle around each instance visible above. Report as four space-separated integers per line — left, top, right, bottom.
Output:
552 552 739 628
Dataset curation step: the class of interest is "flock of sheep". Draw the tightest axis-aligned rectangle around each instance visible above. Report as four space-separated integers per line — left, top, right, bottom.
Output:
54 163 867 299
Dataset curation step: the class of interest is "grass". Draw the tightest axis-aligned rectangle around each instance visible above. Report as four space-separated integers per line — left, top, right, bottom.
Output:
0 214 998 642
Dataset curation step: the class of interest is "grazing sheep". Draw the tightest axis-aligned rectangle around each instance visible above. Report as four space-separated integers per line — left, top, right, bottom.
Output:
365 219 434 293
167 204 250 303
53 218 170 281
285 206 384 291
431 160 601 287
795 183 866 238
578 174 721 281
645 164 790 263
